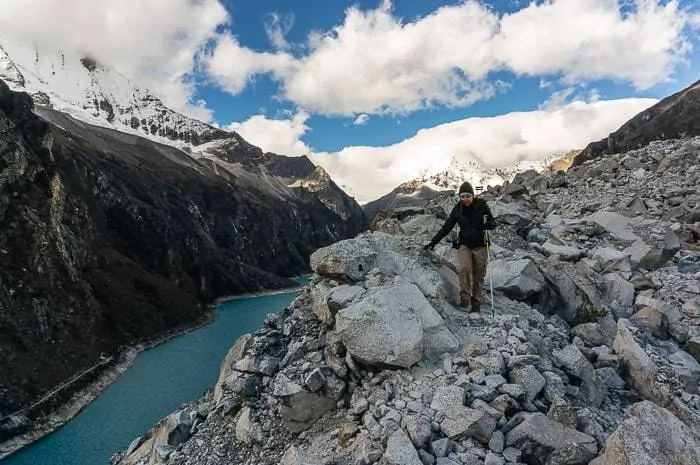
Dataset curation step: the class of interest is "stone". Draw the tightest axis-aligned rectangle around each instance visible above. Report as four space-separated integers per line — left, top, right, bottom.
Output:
304 368 326 392
489 259 546 300
596 367 626 390
571 323 611 347
469 350 506 375
613 319 665 403
281 445 323 465
546 442 596 465
547 397 578 429
335 284 424 368
382 428 423 465
432 438 452 458
630 306 669 340
406 415 433 448
310 237 378 281
590 401 700 465
553 344 606 407
505 413 597 463
509 365 546 401
489 430 505 453
213 334 253 403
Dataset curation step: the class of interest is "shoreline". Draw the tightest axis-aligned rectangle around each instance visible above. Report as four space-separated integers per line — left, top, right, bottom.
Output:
0 281 307 460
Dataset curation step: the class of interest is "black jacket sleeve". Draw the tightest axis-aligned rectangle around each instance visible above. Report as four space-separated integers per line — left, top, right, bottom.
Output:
430 205 457 245
482 201 496 230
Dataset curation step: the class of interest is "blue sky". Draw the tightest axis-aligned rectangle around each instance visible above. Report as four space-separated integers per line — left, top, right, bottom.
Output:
193 0 700 153
1 0 699 201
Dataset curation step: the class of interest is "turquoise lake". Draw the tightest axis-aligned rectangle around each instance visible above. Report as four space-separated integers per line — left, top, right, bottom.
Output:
2 290 301 465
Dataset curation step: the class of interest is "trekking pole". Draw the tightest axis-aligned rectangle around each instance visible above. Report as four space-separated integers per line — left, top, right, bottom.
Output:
484 226 495 317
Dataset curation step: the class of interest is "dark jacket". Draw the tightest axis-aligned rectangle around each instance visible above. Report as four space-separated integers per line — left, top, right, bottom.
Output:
430 198 496 248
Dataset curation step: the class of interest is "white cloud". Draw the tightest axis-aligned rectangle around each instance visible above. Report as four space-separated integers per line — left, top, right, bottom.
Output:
353 114 370 125
306 97 658 203
0 0 229 121
205 0 697 116
227 110 311 156
692 12 700 27
264 13 294 51
206 35 296 94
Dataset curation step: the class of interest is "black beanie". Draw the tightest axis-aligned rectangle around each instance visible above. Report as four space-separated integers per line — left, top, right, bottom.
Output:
458 182 474 195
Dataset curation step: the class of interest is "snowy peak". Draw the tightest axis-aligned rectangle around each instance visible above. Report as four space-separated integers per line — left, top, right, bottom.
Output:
0 36 227 146
417 156 508 193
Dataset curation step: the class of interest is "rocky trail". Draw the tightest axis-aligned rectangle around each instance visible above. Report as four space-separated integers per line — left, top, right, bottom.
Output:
112 136 700 465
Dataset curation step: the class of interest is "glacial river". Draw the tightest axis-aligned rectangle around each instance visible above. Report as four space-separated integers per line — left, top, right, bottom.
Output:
2 289 301 465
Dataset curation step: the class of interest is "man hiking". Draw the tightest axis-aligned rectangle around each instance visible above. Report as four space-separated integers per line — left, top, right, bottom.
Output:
423 182 497 312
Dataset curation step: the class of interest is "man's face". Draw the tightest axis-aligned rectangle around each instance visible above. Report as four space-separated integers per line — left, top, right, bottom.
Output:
459 193 474 206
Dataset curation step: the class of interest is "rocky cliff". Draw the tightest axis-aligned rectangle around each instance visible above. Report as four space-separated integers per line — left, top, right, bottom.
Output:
573 79 700 166
113 134 700 465
0 80 367 435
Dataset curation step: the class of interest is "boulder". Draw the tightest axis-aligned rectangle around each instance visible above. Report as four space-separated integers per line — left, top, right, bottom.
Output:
583 211 639 242
490 201 535 230
590 401 700 465
335 278 456 366
310 236 378 281
490 259 546 300
335 285 424 368
505 413 597 464
624 230 681 270
553 345 606 407
634 295 687 342
431 385 497 442
613 319 663 403
281 446 323 465
602 273 635 319
382 428 423 465
273 375 337 432
214 334 253 403
588 247 632 277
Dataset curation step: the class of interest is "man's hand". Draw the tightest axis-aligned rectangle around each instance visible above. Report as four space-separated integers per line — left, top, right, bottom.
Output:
423 242 435 251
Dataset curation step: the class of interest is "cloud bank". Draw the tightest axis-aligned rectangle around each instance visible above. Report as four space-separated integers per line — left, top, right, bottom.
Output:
205 0 697 116
231 97 657 203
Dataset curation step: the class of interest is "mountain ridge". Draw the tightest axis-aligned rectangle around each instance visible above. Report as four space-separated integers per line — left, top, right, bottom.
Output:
0 36 228 147
573 78 700 165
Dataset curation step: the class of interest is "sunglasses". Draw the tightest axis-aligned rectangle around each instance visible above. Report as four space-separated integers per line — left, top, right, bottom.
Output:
459 193 474 198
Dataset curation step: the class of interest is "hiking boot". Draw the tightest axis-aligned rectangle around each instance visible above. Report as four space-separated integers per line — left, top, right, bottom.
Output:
470 300 481 313
459 293 470 310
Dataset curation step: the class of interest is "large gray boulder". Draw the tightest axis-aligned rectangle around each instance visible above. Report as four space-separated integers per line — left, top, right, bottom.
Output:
214 334 253 403
310 235 378 281
623 229 681 270
553 344 606 408
490 201 535 230
381 428 423 465
272 374 339 433
537 260 610 325
335 281 432 368
281 446 323 465
613 319 664 403
490 258 546 300
583 211 639 242
431 385 497 442
590 401 700 465
505 413 597 464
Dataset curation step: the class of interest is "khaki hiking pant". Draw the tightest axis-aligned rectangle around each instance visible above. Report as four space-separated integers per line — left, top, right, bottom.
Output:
457 245 488 305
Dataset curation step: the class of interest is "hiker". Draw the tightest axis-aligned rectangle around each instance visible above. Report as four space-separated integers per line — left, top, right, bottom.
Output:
423 182 496 312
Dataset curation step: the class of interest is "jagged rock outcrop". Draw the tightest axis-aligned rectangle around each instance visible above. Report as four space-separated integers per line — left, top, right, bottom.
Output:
114 136 699 465
0 80 366 434
573 79 700 165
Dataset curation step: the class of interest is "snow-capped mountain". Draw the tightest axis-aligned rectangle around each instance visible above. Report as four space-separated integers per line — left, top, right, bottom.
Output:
0 35 362 225
363 152 570 219
0 35 226 147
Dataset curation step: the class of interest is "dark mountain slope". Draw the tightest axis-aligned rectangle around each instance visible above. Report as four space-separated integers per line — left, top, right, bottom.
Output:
573 79 700 165
0 80 366 423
